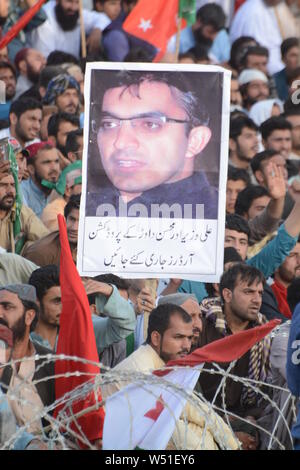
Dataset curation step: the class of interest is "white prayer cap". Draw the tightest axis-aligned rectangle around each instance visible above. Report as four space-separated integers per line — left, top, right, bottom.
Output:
238 69 268 86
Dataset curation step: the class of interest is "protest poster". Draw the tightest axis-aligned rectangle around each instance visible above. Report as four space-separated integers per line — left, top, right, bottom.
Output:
77 62 231 281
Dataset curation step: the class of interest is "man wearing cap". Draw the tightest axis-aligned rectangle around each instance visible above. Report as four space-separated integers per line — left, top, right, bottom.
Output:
238 69 270 112
0 324 48 449
0 284 55 436
0 163 49 254
41 160 82 232
21 141 61 218
43 73 81 116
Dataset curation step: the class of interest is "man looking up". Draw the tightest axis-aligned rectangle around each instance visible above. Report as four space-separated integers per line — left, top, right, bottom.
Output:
21 141 61 217
87 71 218 219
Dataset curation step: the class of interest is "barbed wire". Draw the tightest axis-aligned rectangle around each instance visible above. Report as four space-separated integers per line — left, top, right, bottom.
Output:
0 349 297 451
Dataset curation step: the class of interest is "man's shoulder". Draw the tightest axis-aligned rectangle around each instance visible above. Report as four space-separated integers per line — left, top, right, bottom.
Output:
114 344 163 372
23 231 60 255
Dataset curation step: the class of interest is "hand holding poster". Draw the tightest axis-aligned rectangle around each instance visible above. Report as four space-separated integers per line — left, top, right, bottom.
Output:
78 63 231 281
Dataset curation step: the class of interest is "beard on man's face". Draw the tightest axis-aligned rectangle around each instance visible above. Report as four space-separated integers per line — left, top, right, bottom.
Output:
11 312 27 343
0 193 15 211
26 63 40 85
193 28 213 49
55 3 79 31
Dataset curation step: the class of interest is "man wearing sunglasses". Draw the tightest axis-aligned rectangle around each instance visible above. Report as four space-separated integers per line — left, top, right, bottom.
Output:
86 71 218 219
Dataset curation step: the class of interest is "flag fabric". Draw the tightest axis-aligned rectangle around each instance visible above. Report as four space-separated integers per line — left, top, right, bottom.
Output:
0 0 46 50
178 0 196 27
54 214 105 447
103 319 280 450
123 0 186 61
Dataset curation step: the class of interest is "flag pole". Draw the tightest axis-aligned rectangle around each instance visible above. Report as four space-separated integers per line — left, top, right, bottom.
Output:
174 16 182 62
79 0 87 58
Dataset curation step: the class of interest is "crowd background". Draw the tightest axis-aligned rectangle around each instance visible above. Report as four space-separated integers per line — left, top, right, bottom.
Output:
1 0 300 451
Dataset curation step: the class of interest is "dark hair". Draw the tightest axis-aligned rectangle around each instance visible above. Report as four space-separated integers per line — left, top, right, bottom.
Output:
229 36 258 71
124 47 152 62
196 3 226 31
21 299 39 332
38 65 64 89
64 193 81 218
87 292 97 306
250 149 279 173
287 277 300 314
240 46 269 69
287 66 300 86
219 263 265 303
91 70 210 137
284 107 300 118
178 52 196 63
260 116 292 141
26 143 55 167
230 115 258 140
0 61 16 79
29 265 60 302
224 246 243 265
235 185 269 217
65 129 83 154
146 304 191 344
189 43 209 62
48 112 79 138
93 274 130 292
46 50 79 66
225 213 251 239
281 37 299 59
227 166 250 186
284 96 300 114
9 97 42 119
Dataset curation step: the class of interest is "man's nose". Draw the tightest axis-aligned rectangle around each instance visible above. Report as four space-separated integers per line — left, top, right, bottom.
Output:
113 121 139 150
182 337 192 350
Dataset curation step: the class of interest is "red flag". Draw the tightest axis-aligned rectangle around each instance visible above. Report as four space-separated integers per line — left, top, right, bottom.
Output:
0 0 46 50
54 214 105 447
123 0 186 62
155 319 281 376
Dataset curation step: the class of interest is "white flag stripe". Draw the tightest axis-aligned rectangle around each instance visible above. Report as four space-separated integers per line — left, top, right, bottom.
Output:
103 366 202 450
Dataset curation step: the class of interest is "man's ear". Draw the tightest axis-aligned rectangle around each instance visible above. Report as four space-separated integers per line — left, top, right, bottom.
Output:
222 288 233 304
27 163 35 178
10 112 18 126
185 126 211 159
229 138 237 153
25 308 36 328
150 330 161 348
255 169 264 185
18 59 27 75
48 136 56 146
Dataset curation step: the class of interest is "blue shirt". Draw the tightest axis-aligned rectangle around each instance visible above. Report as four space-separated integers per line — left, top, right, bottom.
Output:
286 303 300 447
177 223 298 302
176 27 231 63
21 178 51 218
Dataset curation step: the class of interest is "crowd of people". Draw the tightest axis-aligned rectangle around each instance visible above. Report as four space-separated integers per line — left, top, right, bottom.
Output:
1 0 300 451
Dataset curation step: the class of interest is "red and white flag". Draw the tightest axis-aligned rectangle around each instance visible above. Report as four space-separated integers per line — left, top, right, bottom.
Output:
123 0 184 62
54 214 105 448
103 319 280 450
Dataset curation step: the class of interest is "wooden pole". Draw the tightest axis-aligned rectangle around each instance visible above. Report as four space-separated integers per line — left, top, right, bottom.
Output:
174 16 182 63
79 0 87 58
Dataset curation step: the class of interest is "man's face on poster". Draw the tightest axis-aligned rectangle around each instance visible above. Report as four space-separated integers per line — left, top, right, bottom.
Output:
96 80 211 202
